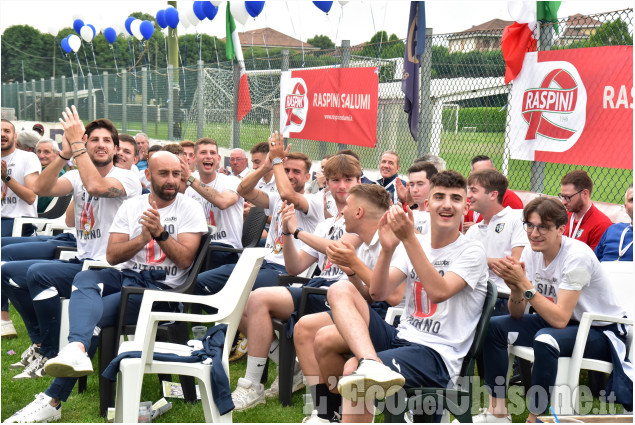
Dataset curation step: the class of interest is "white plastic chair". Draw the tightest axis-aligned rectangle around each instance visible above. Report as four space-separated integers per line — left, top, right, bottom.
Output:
113 248 267 423
11 215 68 237
507 262 634 415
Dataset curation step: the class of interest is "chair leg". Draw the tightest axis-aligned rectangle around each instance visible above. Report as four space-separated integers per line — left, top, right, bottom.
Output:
99 327 117 417
115 362 144 423
168 323 198 404
278 327 296 407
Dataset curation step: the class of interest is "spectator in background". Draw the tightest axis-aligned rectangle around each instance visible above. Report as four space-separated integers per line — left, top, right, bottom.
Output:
162 144 187 193
134 133 149 171
376 150 406 205
415 153 446 171
35 139 65 214
230 148 250 179
560 170 612 251
595 184 633 262
113 134 139 173
337 149 375 184
308 155 332 194
17 130 40 153
32 124 45 137
139 145 162 190
406 161 438 234
179 140 196 173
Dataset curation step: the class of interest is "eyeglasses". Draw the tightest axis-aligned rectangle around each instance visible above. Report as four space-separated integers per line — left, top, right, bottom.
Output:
523 221 553 235
558 189 584 202
229 158 247 163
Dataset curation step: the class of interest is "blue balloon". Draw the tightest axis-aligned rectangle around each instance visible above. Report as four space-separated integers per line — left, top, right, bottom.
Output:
61 36 72 53
245 1 265 18
312 1 333 13
202 1 218 20
73 19 84 34
165 7 179 29
125 16 136 35
193 1 206 20
87 24 96 38
104 27 117 44
156 9 168 29
140 20 154 40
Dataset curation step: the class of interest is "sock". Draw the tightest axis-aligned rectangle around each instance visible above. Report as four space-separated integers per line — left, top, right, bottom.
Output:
244 355 267 386
268 339 279 364
314 383 341 421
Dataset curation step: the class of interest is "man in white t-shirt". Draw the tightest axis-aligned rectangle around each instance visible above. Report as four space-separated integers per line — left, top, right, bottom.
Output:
1 118 40 236
317 170 489 422
400 161 438 235
249 142 277 246
465 169 528 315
182 138 244 270
474 197 629 423
1 107 141 380
4 151 208 424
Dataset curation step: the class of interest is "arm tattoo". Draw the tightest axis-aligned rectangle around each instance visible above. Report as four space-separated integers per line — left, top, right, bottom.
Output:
98 186 126 198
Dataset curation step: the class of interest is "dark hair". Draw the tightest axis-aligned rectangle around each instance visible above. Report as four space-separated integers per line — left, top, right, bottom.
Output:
286 152 312 173
179 140 195 149
323 154 362 180
467 169 508 204
148 144 162 154
162 143 184 156
84 119 119 147
1 118 15 132
407 161 438 180
250 142 269 155
348 184 391 214
470 155 492 167
195 138 219 152
523 197 568 227
118 134 138 155
560 170 593 195
429 170 467 191
336 149 360 162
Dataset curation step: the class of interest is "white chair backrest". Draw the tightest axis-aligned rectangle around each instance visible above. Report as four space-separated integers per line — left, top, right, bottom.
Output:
601 261 634 318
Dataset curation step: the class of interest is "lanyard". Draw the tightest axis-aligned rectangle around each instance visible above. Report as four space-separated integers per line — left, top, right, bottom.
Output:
568 205 591 239
618 224 633 259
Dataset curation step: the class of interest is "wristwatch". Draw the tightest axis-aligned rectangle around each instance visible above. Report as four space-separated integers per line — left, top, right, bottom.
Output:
272 157 283 166
186 175 196 187
293 228 303 239
523 288 537 301
2 175 11 183
153 230 169 242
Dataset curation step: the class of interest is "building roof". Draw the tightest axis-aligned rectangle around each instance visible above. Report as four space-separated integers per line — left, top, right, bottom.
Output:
448 18 515 40
222 27 317 50
565 13 603 28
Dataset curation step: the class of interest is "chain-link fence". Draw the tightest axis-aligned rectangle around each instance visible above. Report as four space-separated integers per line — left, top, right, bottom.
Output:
2 9 632 203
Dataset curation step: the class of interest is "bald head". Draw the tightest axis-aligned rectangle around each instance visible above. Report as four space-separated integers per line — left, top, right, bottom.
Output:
147 151 181 203
148 150 179 169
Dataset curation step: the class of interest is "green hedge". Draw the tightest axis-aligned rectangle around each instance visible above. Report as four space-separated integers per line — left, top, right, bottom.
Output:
441 106 506 133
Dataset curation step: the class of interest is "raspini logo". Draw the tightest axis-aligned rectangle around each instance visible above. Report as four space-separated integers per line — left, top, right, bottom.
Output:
521 69 579 142
282 78 308 133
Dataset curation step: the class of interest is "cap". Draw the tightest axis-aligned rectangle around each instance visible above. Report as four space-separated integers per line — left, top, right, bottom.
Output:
32 123 45 136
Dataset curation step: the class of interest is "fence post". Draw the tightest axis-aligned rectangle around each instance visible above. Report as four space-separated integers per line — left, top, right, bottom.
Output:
122 70 127 133
281 49 289 148
73 74 78 109
32 79 37 120
88 73 94 122
418 28 434 159
103 72 109 120
197 60 205 140
167 65 174 141
22 80 28 120
338 40 351 151
142 67 148 135
50 77 56 121
61 76 66 112
1 83 5 108
40 78 45 122
231 61 240 150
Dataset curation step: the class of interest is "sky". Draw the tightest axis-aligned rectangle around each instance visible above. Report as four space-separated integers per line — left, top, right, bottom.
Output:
0 0 632 46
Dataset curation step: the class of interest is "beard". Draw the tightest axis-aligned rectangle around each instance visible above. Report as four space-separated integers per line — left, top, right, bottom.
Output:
89 150 114 167
153 182 178 202
1 136 15 153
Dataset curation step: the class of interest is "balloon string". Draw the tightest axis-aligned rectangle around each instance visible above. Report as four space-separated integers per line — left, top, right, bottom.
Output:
163 31 169 71
213 36 220 69
112 43 119 75
195 30 202 61
335 5 343 46
82 42 91 74
179 40 187 103
141 42 156 99
370 3 383 59
89 43 104 96
285 1 304 67
262 8 274 86
75 53 86 91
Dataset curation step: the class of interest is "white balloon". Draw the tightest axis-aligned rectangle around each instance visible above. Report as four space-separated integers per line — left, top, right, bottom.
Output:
48 26 58 37
80 25 94 43
508 0 536 24
179 8 192 28
68 34 82 53
71 13 84 21
186 4 201 26
338 1 349 5
211 1 223 6
230 1 250 26
130 19 143 41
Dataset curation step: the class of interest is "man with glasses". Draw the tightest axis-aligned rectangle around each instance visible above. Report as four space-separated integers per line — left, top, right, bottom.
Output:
559 170 611 251
230 148 249 179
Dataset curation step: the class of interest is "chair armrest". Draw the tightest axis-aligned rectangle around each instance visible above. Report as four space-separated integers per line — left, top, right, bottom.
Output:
58 250 78 261
55 246 77 259
209 246 244 254
82 260 117 271
277 275 312 287
384 307 404 326
11 217 47 236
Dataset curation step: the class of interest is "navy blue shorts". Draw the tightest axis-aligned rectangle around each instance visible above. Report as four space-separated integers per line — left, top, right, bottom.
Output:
286 277 333 313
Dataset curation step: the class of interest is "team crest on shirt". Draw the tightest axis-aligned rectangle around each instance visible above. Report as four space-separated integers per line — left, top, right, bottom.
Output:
80 199 96 235
576 229 584 238
495 223 505 233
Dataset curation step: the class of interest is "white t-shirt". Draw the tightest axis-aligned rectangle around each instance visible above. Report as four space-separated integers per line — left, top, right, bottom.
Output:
391 233 488 385
138 168 150 189
325 191 338 217
412 209 431 236
62 167 142 261
1 149 40 218
185 173 244 249
465 207 528 295
264 192 324 265
301 215 347 280
109 193 208 288
521 236 626 324
256 174 278 194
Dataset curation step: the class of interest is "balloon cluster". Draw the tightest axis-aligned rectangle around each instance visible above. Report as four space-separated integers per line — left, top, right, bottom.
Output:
155 1 220 30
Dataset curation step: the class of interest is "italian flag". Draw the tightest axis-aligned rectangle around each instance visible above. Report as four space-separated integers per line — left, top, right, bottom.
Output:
226 2 252 121
502 1 560 84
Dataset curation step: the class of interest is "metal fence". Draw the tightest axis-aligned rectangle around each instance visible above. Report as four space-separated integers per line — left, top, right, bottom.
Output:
1 9 632 203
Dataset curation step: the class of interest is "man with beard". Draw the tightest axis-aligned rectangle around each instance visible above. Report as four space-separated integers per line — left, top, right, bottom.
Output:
4 152 207 423
1 107 141 380
182 138 244 270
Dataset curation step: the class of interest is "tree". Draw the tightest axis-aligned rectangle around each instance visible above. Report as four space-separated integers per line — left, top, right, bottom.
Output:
307 34 334 50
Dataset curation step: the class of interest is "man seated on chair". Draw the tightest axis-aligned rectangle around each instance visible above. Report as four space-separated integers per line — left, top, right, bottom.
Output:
181 138 244 270
394 160 438 235
595 184 633 262
1 108 142 380
312 170 489 423
3 151 208 424
474 197 628 423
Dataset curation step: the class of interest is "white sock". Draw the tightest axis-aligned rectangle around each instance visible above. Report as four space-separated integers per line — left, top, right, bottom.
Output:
268 339 279 364
244 355 267 386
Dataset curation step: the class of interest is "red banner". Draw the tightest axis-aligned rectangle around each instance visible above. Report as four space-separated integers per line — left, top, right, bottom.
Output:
508 46 633 169
280 67 379 147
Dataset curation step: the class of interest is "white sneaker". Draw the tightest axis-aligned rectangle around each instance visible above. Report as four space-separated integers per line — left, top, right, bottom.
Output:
231 378 265 411
302 410 331 423
10 344 39 369
1 319 18 338
264 367 306 399
44 342 93 378
12 352 49 381
470 408 511 423
3 392 61 423
337 358 405 402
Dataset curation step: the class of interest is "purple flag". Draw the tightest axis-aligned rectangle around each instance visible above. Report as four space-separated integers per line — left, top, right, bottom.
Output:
403 1 426 141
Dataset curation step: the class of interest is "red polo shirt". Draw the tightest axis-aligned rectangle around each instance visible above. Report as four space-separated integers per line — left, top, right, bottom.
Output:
564 204 612 251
